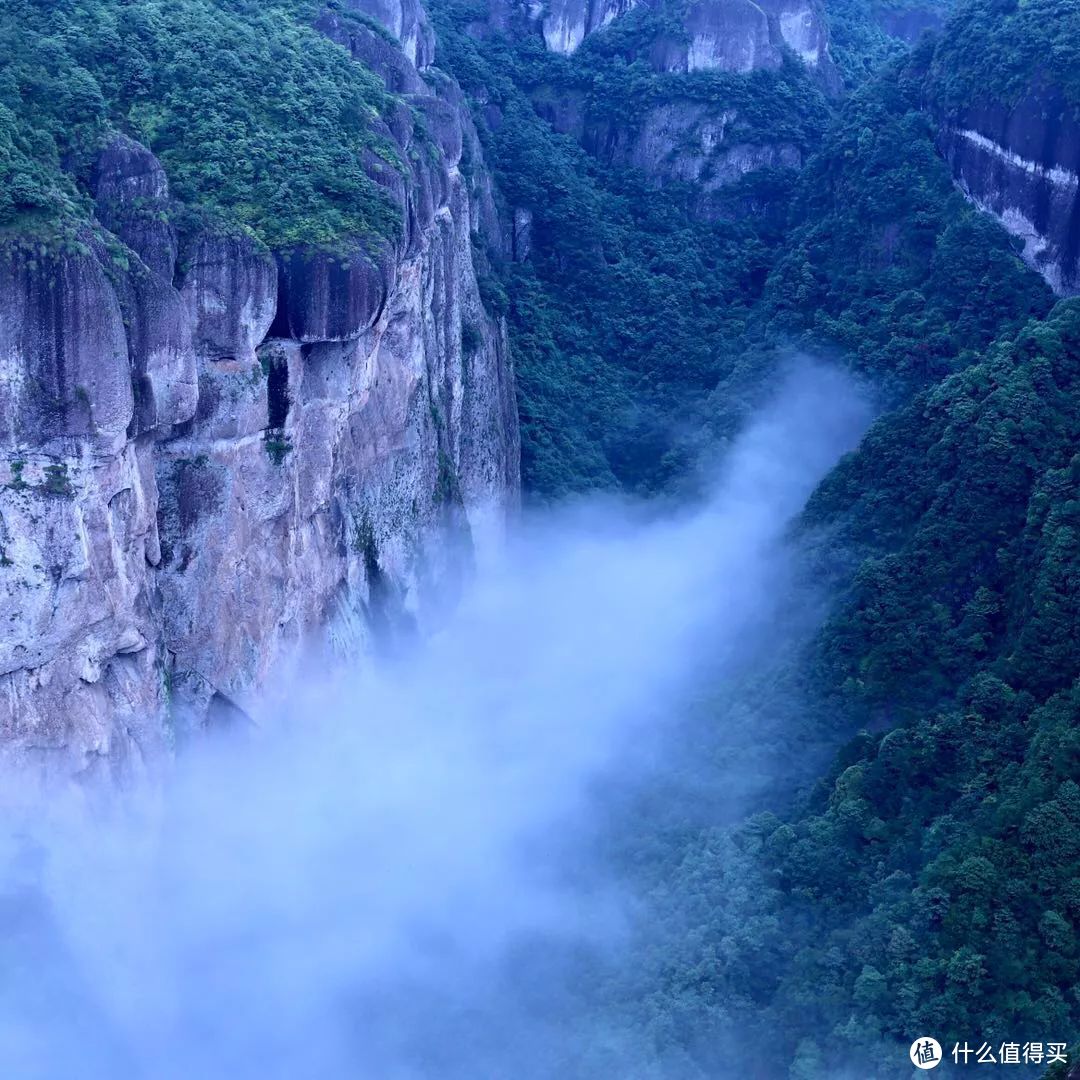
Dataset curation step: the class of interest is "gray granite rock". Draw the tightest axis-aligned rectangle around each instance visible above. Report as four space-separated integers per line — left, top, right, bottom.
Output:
0 35 520 780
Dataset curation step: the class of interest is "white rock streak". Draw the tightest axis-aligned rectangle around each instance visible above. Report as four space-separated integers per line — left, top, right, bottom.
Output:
958 127 1080 191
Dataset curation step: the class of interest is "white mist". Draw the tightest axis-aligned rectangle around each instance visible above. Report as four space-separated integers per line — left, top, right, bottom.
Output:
0 360 870 1080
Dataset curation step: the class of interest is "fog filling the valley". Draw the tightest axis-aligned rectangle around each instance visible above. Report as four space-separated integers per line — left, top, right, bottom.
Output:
0 362 871 1080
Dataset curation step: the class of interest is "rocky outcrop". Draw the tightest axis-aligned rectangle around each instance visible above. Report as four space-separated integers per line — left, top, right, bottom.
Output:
0 7 519 779
587 103 801 207
771 0 826 65
531 92 803 219
937 81 1080 295
675 0 831 72
538 0 638 54
0 443 166 786
0 248 132 453
179 233 278 364
272 246 392 343
873 2 944 45
336 0 436 68
120 262 199 437
91 134 178 280
518 0 831 75
681 0 776 72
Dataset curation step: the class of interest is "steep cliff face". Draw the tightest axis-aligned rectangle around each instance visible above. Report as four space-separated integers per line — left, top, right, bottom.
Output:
936 81 1080 295
538 0 639 53
575 101 804 219
0 3 519 780
921 0 1080 297
351 0 438 65
872 1 944 45
677 0 828 72
525 0 832 75
480 0 830 223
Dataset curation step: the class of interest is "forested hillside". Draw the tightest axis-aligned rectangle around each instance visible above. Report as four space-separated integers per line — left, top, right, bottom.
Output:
2 0 1078 1073
428 0 1080 1073
0 0 401 248
429 0 849 494
603 303 1080 1079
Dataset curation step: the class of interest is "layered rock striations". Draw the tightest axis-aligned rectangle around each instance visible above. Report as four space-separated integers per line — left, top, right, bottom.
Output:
0 2 519 780
936 81 1080 295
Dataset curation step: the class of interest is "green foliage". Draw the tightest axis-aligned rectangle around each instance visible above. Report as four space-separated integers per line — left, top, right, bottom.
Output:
823 0 909 87
556 11 831 148
430 0 825 496
263 432 292 465
3 0 1076 1071
761 57 1051 395
41 462 73 496
602 144 1075 1080
725 305 1080 1070
0 0 401 248
460 321 482 356
823 0 952 88
498 11 1074 1074
6 461 27 491
928 0 1080 110
810 303 1080 715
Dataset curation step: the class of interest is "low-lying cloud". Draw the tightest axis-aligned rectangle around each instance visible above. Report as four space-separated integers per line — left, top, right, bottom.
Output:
0 360 871 1079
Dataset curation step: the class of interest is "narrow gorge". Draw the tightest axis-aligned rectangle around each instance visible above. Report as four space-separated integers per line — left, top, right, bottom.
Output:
2 0 1080 1075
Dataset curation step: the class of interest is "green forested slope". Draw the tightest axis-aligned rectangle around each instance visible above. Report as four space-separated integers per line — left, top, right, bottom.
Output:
612 16 1078 1080
427 0 1079 1073
701 51 1051 443
927 0 1080 108
3 0 1077 1073
622 304 1080 1078
761 56 1050 388
433 0 829 494
0 0 400 248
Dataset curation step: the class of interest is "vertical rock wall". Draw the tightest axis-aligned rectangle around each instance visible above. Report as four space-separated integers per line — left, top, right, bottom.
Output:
516 0 832 75
936 82 1080 296
0 5 519 781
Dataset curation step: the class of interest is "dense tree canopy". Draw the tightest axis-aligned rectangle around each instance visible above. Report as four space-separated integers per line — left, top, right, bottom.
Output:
432 0 832 494
0 0 400 248
429 0 1078 1073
